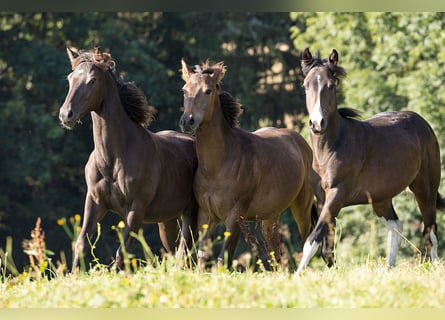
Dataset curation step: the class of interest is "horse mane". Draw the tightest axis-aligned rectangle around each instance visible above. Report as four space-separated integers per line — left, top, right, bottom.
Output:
73 49 153 127
218 91 243 128
114 76 154 127
338 107 361 119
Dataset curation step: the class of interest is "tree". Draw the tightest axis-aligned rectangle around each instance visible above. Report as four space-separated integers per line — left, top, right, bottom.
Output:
1 12 306 270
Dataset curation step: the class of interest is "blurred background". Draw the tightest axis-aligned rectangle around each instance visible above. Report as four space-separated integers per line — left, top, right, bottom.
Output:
1 12 444 270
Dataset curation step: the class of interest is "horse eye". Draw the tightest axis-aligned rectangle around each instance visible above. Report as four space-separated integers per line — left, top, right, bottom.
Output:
88 78 96 85
205 89 212 95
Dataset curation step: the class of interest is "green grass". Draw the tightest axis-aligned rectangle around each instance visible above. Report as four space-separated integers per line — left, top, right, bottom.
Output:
2 257 445 308
2 217 445 308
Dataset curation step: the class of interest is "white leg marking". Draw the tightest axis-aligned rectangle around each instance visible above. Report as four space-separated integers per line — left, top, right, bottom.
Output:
380 217 403 267
296 240 320 274
430 230 438 263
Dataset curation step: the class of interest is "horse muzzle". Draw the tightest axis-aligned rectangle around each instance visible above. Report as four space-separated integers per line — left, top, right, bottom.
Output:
309 118 326 135
179 113 198 135
59 107 80 130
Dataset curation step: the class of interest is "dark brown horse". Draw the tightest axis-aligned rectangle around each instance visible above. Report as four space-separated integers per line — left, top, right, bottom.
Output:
297 48 445 273
179 59 317 268
58 47 198 271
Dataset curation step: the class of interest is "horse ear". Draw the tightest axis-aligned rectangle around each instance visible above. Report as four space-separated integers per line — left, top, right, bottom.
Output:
211 62 226 82
301 48 313 74
94 46 104 62
66 46 79 69
329 49 338 65
181 58 194 82
103 52 115 71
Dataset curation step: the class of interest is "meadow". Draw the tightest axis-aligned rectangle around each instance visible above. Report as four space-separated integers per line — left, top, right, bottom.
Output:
2 253 445 308
2 217 445 309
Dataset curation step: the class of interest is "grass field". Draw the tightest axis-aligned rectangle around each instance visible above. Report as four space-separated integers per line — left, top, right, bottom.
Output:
1 218 445 309
1 255 445 308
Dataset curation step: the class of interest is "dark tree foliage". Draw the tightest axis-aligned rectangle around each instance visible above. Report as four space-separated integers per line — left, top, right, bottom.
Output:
0 13 304 269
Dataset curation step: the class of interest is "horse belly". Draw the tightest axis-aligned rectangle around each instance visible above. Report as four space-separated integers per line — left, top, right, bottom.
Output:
143 178 194 223
348 156 420 205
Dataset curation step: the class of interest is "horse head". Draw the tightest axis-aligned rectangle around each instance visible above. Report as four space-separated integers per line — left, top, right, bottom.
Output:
301 48 345 135
179 58 226 134
59 46 114 129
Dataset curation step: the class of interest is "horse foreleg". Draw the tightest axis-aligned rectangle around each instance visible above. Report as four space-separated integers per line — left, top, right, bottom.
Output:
196 209 216 269
296 189 342 274
72 194 106 272
115 207 144 269
219 213 241 269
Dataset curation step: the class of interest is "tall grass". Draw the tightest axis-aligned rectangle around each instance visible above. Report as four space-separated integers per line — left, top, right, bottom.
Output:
1 216 445 308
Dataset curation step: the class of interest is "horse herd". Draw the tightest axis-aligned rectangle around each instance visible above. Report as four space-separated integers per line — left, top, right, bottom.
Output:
58 46 445 274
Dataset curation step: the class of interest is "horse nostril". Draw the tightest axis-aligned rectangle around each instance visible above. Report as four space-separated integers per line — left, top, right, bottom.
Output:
320 118 325 129
189 117 195 126
308 119 313 127
67 110 74 120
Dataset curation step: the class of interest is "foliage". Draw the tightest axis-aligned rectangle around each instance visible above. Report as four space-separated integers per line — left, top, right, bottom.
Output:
0 12 301 270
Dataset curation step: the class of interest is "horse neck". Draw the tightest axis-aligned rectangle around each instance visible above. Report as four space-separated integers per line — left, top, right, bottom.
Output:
91 76 135 165
311 110 345 157
195 94 234 173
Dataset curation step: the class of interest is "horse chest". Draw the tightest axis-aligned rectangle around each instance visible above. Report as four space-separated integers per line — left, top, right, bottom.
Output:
90 162 137 212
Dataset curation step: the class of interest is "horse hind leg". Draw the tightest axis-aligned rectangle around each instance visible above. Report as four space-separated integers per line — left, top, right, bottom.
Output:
289 182 316 244
410 179 439 263
414 194 438 263
176 201 199 260
426 224 439 263
373 201 402 267
261 219 282 268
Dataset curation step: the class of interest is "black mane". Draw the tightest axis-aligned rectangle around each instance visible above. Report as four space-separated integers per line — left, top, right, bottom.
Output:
338 107 361 119
218 91 243 128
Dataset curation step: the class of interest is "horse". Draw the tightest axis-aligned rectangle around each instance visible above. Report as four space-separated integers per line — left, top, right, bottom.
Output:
297 47 445 273
58 47 198 271
179 59 318 269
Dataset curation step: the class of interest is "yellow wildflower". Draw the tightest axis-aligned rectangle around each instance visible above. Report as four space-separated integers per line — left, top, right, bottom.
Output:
74 214 81 222
57 218 65 226
202 224 209 230
117 221 125 229
224 231 231 238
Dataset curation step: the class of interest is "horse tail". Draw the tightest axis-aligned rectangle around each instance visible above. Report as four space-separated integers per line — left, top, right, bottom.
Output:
437 193 445 210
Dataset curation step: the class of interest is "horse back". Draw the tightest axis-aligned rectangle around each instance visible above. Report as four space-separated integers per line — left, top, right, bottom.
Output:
252 127 313 166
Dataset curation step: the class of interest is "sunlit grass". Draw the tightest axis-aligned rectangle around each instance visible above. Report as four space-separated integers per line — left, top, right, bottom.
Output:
1 217 445 307
1 256 445 307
